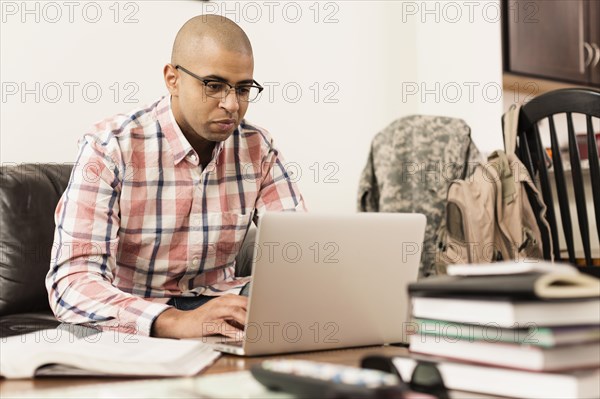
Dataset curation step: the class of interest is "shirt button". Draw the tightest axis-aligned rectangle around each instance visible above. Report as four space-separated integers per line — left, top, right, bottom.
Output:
189 154 197 162
191 257 200 266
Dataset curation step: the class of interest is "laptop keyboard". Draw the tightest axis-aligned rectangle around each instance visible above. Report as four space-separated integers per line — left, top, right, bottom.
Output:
220 340 244 347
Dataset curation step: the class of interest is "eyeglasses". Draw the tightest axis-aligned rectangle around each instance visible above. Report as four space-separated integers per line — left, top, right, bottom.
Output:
361 355 449 399
175 65 264 103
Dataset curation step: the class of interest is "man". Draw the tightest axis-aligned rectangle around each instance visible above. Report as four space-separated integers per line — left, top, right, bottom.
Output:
46 15 305 339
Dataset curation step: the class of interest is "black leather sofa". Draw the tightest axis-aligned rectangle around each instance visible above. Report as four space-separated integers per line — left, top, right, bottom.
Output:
0 164 71 337
0 163 255 338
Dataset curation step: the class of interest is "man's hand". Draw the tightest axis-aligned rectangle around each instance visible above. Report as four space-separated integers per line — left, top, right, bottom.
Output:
151 294 247 339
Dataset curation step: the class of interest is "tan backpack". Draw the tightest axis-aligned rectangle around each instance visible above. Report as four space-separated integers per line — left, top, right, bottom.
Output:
435 106 553 272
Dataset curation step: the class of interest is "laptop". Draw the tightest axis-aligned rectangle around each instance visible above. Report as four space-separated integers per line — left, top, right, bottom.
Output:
210 212 426 356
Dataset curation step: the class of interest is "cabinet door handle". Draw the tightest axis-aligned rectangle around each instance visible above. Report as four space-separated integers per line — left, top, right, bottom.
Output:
584 42 593 67
591 43 600 68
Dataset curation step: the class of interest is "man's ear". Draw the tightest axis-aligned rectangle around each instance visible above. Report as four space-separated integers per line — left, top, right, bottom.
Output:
163 64 179 96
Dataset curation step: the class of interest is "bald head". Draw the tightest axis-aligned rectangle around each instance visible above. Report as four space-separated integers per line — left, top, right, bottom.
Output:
171 15 253 66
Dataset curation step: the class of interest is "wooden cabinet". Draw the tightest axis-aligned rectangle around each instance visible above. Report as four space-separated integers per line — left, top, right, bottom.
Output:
503 0 600 86
590 1 600 85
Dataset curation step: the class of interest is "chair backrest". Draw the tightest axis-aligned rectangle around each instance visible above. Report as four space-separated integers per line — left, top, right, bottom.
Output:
514 88 600 266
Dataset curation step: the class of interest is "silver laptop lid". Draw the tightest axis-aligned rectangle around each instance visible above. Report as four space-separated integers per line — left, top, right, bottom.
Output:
241 212 426 356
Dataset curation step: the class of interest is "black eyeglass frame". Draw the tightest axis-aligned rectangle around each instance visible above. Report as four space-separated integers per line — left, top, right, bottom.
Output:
174 64 264 103
361 355 449 399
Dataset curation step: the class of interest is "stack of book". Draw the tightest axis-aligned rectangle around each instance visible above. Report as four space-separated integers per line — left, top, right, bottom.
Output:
398 262 600 398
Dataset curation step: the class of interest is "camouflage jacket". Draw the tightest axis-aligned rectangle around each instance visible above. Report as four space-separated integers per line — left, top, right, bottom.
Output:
357 115 482 277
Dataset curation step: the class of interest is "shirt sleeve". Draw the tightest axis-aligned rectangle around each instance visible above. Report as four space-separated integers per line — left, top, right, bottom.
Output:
253 143 307 225
46 135 170 337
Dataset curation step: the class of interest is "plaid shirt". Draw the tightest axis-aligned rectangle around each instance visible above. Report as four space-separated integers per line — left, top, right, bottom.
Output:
46 96 306 336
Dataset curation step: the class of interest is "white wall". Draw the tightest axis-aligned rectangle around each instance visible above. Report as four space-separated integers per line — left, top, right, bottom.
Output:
1 1 503 212
413 0 504 154
239 1 420 212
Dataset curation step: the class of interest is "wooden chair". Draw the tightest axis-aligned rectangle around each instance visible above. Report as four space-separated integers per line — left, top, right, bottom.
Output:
513 88 600 270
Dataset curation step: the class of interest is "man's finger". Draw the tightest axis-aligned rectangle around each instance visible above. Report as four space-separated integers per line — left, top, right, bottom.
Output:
216 294 248 309
217 304 247 326
218 320 245 340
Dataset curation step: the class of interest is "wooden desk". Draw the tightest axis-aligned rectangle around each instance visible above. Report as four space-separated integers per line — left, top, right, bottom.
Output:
0 345 411 398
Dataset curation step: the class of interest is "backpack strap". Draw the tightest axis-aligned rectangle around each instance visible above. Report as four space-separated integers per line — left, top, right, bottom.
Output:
488 150 516 204
461 138 472 180
503 104 521 156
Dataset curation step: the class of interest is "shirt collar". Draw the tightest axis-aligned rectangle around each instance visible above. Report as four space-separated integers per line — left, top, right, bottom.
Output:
155 96 195 165
157 96 226 167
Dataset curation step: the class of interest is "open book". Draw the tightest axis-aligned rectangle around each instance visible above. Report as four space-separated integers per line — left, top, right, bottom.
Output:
0 329 220 379
408 271 600 299
446 260 579 276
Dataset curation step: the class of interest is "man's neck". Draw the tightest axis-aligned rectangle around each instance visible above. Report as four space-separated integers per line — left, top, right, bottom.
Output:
186 134 216 168
170 97 217 168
